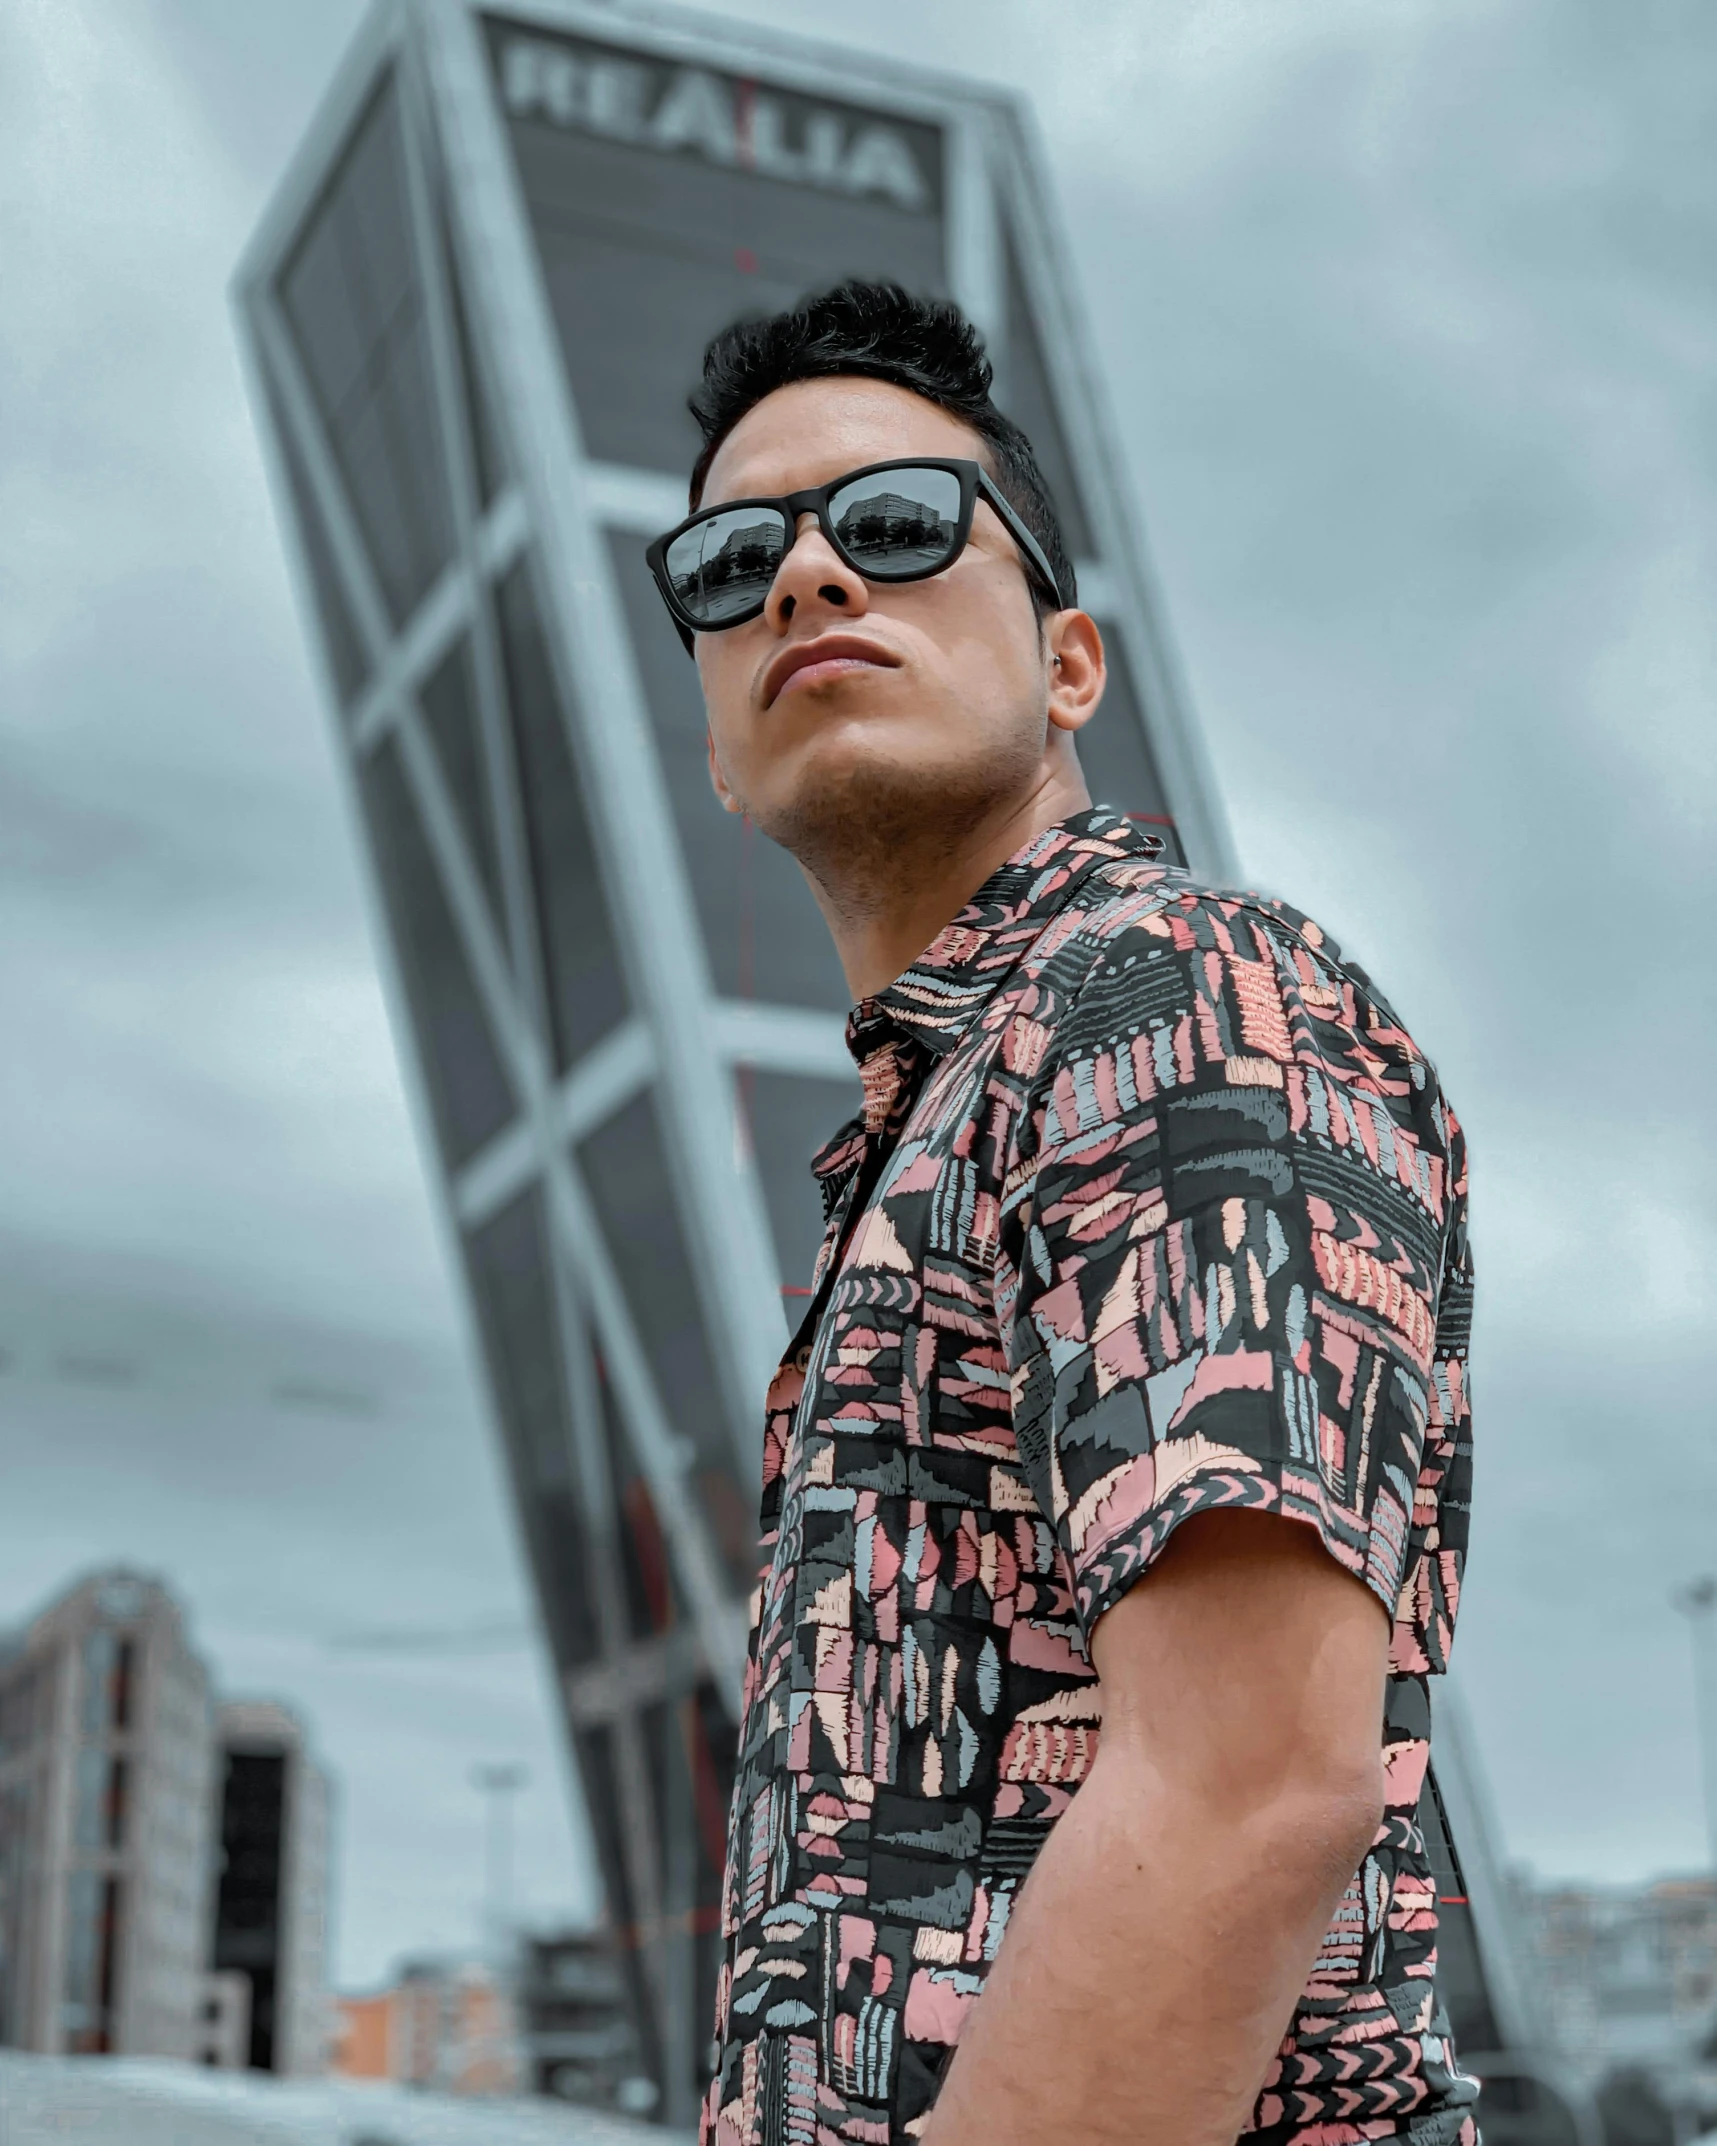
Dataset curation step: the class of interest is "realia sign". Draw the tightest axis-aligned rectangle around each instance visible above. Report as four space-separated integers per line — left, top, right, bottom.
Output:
496 32 934 211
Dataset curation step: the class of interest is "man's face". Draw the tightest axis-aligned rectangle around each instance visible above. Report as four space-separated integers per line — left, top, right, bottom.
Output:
693 377 1094 867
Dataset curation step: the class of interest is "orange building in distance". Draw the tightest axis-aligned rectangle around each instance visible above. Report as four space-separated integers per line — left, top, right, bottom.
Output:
333 1959 520 2095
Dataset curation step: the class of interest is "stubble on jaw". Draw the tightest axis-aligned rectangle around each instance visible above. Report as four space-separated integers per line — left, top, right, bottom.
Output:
748 711 1048 932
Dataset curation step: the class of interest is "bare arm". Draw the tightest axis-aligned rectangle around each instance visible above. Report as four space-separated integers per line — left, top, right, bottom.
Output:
923 1510 1389 2146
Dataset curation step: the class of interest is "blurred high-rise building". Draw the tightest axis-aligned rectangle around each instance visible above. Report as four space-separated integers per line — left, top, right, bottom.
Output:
236 2 1233 2117
0 1571 215 2059
209 1699 333 2077
0 1573 332 2078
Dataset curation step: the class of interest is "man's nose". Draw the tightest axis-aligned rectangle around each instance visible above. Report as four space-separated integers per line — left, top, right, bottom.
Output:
764 510 869 631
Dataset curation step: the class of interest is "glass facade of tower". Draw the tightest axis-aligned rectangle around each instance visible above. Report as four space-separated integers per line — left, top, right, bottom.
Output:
236 0 1237 2120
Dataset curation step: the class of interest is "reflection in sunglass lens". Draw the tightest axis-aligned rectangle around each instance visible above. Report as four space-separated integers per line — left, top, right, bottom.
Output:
829 466 962 576
666 506 791 625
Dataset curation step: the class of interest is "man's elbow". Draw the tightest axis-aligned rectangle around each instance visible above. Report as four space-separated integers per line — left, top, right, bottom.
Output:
1253 1756 1385 1906
1096 1724 1385 1902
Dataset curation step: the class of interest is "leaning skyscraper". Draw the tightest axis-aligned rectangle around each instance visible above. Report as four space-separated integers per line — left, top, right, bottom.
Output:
237 0 1269 2123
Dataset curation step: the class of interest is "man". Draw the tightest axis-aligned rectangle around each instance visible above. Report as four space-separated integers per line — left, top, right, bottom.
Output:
646 281 1477 2146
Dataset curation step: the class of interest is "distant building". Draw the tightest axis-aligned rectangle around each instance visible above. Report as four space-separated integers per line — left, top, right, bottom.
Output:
515 1927 637 2111
0 1570 216 2059
334 1956 522 2094
209 1700 332 2076
0 1572 333 2078
332 1984 393 2081
332 1935 646 2107
1519 1871 1717 2085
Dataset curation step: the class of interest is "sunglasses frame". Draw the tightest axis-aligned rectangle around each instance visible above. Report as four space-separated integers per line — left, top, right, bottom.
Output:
645 456 1070 655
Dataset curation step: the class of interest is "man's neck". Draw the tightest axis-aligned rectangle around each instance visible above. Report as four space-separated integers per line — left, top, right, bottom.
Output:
806 767 1092 1003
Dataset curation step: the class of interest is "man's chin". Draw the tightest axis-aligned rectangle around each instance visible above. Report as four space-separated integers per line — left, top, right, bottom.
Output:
763 675 918 745
762 734 941 827
799 718 934 777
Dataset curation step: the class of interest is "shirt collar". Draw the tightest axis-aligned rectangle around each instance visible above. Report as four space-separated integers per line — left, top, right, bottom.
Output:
852 806 1166 1062
815 808 1167 1173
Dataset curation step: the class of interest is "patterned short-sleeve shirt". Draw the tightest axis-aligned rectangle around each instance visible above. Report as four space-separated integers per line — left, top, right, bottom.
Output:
702 809 1478 2146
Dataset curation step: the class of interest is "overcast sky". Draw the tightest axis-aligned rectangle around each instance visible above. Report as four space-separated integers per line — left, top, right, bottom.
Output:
3 0 1713 1988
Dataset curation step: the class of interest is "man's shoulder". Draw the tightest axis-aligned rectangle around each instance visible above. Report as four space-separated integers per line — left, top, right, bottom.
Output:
1050 856 1444 1091
1073 855 1368 983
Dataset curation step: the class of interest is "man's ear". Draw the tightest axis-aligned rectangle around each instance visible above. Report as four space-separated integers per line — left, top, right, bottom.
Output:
707 727 746 816
1046 610 1106 736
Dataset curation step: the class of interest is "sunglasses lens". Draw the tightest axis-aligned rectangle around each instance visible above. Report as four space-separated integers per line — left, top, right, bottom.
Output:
665 506 791 626
829 466 963 577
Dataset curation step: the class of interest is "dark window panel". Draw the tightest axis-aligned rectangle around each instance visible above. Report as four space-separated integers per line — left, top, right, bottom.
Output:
534 224 801 475
275 176 370 426
357 735 517 1167
574 1090 753 1591
279 74 454 625
323 309 452 622
110 1641 133 1732
103 1757 128 1851
738 1070 859 1295
1079 632 1186 865
212 1750 286 2070
342 79 419 330
418 634 505 932
0 1668 38 1758
463 1188 604 1671
95 1878 122 2049
500 121 946 474
593 1354 680 1647
365 307 455 606
696 1464 759 1593
439 201 507 508
641 1699 676 1887
320 388 420 619
1000 233 1094 561
285 82 416 418
492 560 631 1071
695 1682 742 1836
571 1726 637 1937
0 1776 35 2044
72 1748 107 1852
571 1721 663 2088
645 1691 710 2118
62 1870 123 2055
267 390 369 706
676 1689 735 2044
525 1486 603 1678
693 1675 737 1889
78 1631 116 1738
607 530 849 1014
691 1718 728 2094
462 1185 574 1496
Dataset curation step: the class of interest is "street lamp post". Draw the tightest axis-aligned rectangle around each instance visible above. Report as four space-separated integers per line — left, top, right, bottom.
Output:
473 1761 529 1966
1672 1578 1717 1873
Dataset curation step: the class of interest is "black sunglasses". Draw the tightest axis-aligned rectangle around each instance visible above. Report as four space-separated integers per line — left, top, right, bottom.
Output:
645 457 1069 654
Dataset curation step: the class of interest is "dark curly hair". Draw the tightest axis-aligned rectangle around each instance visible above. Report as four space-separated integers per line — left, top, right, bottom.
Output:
686 279 1076 618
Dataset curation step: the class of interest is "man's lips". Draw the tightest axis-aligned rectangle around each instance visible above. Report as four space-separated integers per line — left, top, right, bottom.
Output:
761 635 901 708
